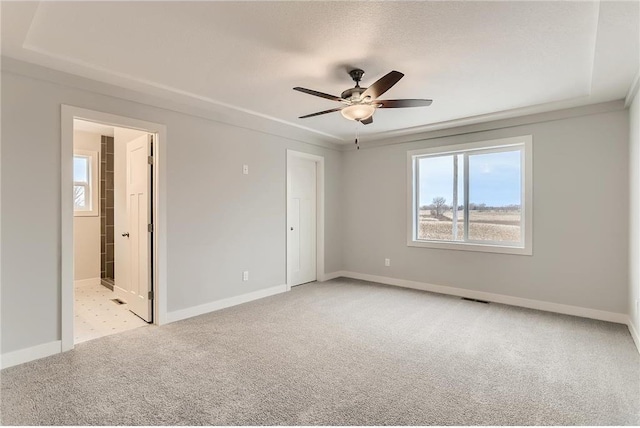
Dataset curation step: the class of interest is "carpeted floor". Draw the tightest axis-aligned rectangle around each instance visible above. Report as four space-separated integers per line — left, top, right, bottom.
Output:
1 278 639 425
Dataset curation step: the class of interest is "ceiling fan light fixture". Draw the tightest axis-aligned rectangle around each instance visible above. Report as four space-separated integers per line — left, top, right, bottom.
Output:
294 69 431 126
341 104 376 121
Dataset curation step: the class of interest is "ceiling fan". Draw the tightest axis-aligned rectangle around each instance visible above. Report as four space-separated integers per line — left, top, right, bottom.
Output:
293 69 432 125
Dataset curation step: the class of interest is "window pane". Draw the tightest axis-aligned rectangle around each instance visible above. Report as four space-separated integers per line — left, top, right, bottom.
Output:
74 156 89 182
417 154 464 241
468 150 521 243
74 185 86 209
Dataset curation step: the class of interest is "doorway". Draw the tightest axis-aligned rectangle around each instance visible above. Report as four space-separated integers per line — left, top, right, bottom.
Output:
72 120 153 342
62 106 166 352
286 150 325 289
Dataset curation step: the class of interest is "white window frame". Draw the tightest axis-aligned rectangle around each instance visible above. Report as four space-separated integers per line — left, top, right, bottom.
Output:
73 149 99 217
407 135 532 255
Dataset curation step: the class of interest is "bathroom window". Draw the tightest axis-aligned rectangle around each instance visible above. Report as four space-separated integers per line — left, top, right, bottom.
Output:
74 150 99 216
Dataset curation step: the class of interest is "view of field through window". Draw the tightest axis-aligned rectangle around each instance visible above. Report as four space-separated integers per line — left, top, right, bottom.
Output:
417 149 522 244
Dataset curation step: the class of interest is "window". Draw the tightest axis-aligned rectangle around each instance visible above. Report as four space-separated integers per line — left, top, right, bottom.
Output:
74 150 99 216
407 135 532 255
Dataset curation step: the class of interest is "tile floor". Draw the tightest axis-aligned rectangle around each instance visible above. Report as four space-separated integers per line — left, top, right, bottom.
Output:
74 282 148 344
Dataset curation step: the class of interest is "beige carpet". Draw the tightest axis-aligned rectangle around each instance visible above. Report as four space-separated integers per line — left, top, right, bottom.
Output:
1 278 639 425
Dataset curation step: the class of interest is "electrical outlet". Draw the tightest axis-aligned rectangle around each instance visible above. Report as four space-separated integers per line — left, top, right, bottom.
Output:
243 165 249 175
242 271 249 281
385 258 391 267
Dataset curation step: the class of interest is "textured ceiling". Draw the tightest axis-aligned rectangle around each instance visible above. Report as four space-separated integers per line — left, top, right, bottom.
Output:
2 1 639 144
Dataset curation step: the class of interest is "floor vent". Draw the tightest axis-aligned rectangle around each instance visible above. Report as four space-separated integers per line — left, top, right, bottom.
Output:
111 298 126 305
461 297 490 304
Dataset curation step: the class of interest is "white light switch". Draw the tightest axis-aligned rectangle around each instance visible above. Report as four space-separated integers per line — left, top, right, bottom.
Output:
243 271 249 281
385 258 391 267
243 165 249 175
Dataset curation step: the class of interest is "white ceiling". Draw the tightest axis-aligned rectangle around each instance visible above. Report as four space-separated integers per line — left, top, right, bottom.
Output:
2 1 639 144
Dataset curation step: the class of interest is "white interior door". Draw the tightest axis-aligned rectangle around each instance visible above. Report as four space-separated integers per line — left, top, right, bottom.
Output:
124 135 152 321
287 157 317 286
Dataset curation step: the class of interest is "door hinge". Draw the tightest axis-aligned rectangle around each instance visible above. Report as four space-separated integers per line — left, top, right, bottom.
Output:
148 223 154 233
148 290 154 300
148 156 154 165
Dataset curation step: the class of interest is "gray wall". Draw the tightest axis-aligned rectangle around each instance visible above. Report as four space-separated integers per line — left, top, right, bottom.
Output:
0 58 633 358
0 65 343 354
630 91 640 333
342 109 630 314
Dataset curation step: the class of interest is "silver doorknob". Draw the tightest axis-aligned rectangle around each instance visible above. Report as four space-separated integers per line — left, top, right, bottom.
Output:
122 232 129 237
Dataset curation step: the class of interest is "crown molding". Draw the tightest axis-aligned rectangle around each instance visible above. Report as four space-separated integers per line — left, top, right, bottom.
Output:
345 99 626 151
2 56 634 153
354 95 625 148
0 56 344 151
625 68 640 108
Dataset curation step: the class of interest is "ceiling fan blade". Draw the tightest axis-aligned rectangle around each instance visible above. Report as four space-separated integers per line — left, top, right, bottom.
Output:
360 71 404 100
299 107 343 119
293 87 344 102
361 116 373 125
376 99 433 108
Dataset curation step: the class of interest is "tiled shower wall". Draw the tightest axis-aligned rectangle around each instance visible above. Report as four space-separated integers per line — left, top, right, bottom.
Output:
100 136 115 284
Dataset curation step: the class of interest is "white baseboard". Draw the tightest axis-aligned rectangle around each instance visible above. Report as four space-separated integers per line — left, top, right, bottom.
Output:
319 271 343 282
1 340 62 370
328 271 628 324
74 277 101 288
628 319 640 354
3 278 634 369
167 284 287 323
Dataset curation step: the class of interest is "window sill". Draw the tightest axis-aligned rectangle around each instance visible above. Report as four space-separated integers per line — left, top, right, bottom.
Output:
407 239 532 255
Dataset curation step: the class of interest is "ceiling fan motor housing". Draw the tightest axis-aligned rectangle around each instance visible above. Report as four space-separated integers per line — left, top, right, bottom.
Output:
341 87 368 101
342 69 368 101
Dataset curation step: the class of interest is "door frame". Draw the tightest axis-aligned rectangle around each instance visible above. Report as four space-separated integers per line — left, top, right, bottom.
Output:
61 105 167 352
286 150 324 291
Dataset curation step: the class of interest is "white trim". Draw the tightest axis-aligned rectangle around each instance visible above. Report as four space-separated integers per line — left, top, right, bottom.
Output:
1 341 62 370
61 107 74 352
73 277 101 288
20 44 342 142
359 100 627 148
405 240 532 255
318 271 343 282
286 150 325 291
167 284 287 323
3 58 629 151
4 57 632 151
406 135 533 256
333 271 628 324
625 69 640 108
62 105 168 353
628 319 640 355
3 57 341 150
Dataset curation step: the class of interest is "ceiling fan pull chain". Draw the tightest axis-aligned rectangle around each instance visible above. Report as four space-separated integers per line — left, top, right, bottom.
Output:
355 122 360 150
